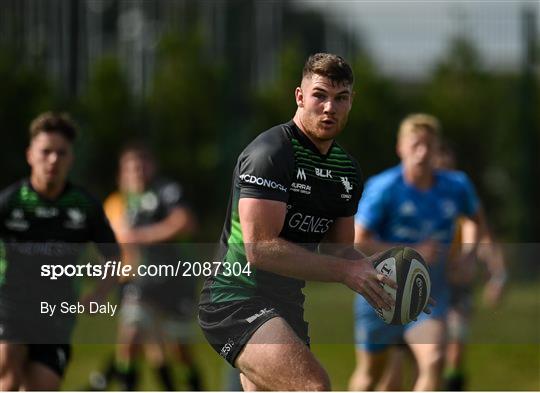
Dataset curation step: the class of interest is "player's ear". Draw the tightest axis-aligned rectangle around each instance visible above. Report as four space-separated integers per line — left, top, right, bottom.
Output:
295 87 304 108
26 145 33 166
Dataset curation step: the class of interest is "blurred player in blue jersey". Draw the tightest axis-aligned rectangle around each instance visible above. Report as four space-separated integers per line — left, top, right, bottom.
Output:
348 114 484 391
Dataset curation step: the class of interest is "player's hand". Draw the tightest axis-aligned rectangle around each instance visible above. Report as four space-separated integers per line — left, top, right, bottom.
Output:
483 279 505 308
343 258 397 311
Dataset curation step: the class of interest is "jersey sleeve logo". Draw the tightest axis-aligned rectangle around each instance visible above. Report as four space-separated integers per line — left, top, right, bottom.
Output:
64 208 87 229
239 174 287 193
5 209 29 231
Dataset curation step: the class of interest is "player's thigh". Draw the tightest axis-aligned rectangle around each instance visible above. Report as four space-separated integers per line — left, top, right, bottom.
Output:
405 318 446 368
354 347 388 377
235 317 330 391
21 362 61 391
0 342 28 386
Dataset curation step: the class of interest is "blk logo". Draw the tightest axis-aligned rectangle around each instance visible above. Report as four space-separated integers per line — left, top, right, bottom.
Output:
296 168 307 181
315 168 332 178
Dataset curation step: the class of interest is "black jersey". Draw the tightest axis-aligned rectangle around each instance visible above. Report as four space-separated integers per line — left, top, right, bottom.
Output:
0 179 117 325
124 179 197 314
201 121 363 308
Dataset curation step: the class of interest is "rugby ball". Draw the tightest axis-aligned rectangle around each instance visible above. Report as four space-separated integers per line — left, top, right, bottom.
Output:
371 246 431 325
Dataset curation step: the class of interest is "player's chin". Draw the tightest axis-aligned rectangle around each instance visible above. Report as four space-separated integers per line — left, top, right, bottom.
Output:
316 125 342 140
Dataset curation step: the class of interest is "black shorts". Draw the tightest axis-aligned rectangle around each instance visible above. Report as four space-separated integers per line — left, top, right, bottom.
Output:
449 285 474 316
26 344 72 377
198 297 309 366
0 316 73 377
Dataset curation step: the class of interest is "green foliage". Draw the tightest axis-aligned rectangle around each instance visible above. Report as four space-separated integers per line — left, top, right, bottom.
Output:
422 36 526 238
78 56 137 195
340 54 405 177
0 46 53 184
250 43 303 135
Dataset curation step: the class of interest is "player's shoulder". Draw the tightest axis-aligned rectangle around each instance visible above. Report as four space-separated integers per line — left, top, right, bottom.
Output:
365 165 403 191
62 182 104 210
152 177 184 205
242 122 295 159
436 169 473 189
0 179 27 208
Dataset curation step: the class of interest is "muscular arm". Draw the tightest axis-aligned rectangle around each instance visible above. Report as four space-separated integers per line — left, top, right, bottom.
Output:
239 198 395 309
120 207 197 244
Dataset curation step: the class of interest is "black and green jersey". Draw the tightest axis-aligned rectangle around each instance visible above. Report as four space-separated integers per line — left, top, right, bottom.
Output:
201 121 363 308
0 179 117 323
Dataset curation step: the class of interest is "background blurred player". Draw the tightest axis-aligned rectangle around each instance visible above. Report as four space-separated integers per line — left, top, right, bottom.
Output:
88 143 201 390
0 112 118 390
435 140 507 391
348 113 484 391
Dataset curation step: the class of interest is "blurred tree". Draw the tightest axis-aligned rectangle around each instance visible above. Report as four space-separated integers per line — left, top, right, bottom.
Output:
341 54 406 178
78 56 137 196
422 36 525 239
0 46 53 186
250 42 303 137
147 29 225 238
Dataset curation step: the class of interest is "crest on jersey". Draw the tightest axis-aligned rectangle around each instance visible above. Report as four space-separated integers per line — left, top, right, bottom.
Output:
399 201 416 216
340 177 353 193
296 168 307 181
5 209 29 231
65 208 86 229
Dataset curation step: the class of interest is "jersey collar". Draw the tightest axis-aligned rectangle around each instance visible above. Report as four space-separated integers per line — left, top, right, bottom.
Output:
24 178 72 203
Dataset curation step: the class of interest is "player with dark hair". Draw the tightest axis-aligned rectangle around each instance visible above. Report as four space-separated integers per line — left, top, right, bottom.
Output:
199 53 398 391
0 112 118 390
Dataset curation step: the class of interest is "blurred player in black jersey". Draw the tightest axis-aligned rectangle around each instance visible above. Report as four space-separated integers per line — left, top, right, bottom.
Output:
87 143 201 391
0 112 118 390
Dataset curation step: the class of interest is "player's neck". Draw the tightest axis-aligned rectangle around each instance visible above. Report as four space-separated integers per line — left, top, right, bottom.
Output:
292 115 333 155
30 175 65 200
402 166 434 190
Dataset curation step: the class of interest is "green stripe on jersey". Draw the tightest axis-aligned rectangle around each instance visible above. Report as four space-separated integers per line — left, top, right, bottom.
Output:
210 193 257 302
0 241 6 287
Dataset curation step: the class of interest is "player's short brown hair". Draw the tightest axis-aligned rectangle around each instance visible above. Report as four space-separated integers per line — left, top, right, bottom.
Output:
302 53 354 86
398 113 441 140
29 111 78 142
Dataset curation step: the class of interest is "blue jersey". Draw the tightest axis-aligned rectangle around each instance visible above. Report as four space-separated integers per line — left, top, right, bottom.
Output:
356 164 479 316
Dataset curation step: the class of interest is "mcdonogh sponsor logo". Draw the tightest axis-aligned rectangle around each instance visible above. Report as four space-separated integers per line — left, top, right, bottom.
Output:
239 174 287 192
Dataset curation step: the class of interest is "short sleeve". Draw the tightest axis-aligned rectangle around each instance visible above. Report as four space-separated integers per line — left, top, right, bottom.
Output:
237 133 294 202
354 176 389 232
456 172 480 217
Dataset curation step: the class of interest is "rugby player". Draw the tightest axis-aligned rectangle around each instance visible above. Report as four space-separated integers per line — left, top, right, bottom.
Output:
0 112 118 390
348 114 483 391
199 53 397 391
91 144 200 390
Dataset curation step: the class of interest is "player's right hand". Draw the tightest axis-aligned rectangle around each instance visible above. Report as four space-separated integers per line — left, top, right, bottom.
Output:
343 258 397 311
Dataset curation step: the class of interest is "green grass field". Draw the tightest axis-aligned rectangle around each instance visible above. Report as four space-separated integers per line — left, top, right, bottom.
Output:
62 281 539 390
